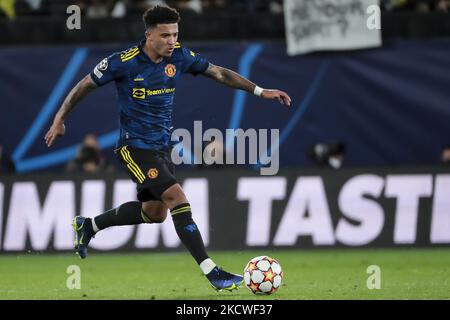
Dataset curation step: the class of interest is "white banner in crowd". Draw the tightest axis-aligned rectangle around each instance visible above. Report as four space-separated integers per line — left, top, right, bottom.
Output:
284 0 382 55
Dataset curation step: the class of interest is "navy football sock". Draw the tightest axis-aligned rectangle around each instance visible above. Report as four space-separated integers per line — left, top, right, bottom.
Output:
94 201 151 230
171 203 209 265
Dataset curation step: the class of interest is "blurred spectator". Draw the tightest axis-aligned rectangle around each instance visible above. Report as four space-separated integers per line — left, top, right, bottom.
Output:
308 141 346 169
66 134 108 173
382 0 409 11
127 0 167 14
381 0 449 11
111 0 127 17
440 145 450 164
176 0 202 14
269 0 283 14
86 0 114 18
201 0 228 11
0 144 16 174
230 0 266 13
113 0 177 16
436 0 450 11
415 0 432 12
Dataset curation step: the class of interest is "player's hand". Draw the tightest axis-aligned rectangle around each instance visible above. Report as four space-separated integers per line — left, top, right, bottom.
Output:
261 89 291 106
45 122 66 147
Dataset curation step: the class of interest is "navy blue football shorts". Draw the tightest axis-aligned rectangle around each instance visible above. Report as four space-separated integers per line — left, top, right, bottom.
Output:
114 145 177 202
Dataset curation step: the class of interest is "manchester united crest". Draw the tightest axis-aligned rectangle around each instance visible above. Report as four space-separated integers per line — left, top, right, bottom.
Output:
164 64 176 78
148 168 159 179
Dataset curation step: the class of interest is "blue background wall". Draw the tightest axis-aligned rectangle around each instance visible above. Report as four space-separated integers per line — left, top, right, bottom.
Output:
1 39 449 172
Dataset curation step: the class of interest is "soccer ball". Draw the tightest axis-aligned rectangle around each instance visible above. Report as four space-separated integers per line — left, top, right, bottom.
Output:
243 256 283 295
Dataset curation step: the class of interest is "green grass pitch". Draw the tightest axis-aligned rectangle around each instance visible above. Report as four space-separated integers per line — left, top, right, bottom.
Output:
0 248 449 299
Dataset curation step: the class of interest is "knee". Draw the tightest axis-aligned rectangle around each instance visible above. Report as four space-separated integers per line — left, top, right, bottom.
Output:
142 209 167 224
152 210 167 223
161 184 188 209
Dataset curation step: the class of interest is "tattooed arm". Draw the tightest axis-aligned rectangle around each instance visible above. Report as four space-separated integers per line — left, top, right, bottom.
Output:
202 63 291 106
45 74 98 147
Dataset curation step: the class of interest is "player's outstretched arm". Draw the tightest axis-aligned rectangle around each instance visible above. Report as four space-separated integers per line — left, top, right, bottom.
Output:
201 63 291 106
45 74 98 147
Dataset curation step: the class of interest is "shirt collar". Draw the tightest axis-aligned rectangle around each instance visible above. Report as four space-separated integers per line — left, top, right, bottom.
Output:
138 39 170 64
138 39 152 62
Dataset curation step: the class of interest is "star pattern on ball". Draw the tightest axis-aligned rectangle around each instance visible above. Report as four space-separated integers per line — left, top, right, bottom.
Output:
249 281 260 293
247 262 258 271
264 269 275 282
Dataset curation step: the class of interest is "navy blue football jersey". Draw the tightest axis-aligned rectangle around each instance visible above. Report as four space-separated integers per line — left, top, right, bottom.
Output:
90 40 209 150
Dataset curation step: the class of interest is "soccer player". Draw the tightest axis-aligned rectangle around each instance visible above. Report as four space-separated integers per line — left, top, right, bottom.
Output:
45 5 291 291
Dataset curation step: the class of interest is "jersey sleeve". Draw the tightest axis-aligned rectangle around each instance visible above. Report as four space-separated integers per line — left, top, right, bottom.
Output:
180 46 210 76
90 53 123 86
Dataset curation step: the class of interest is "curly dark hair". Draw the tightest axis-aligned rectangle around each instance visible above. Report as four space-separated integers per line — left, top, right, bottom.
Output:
142 5 180 30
